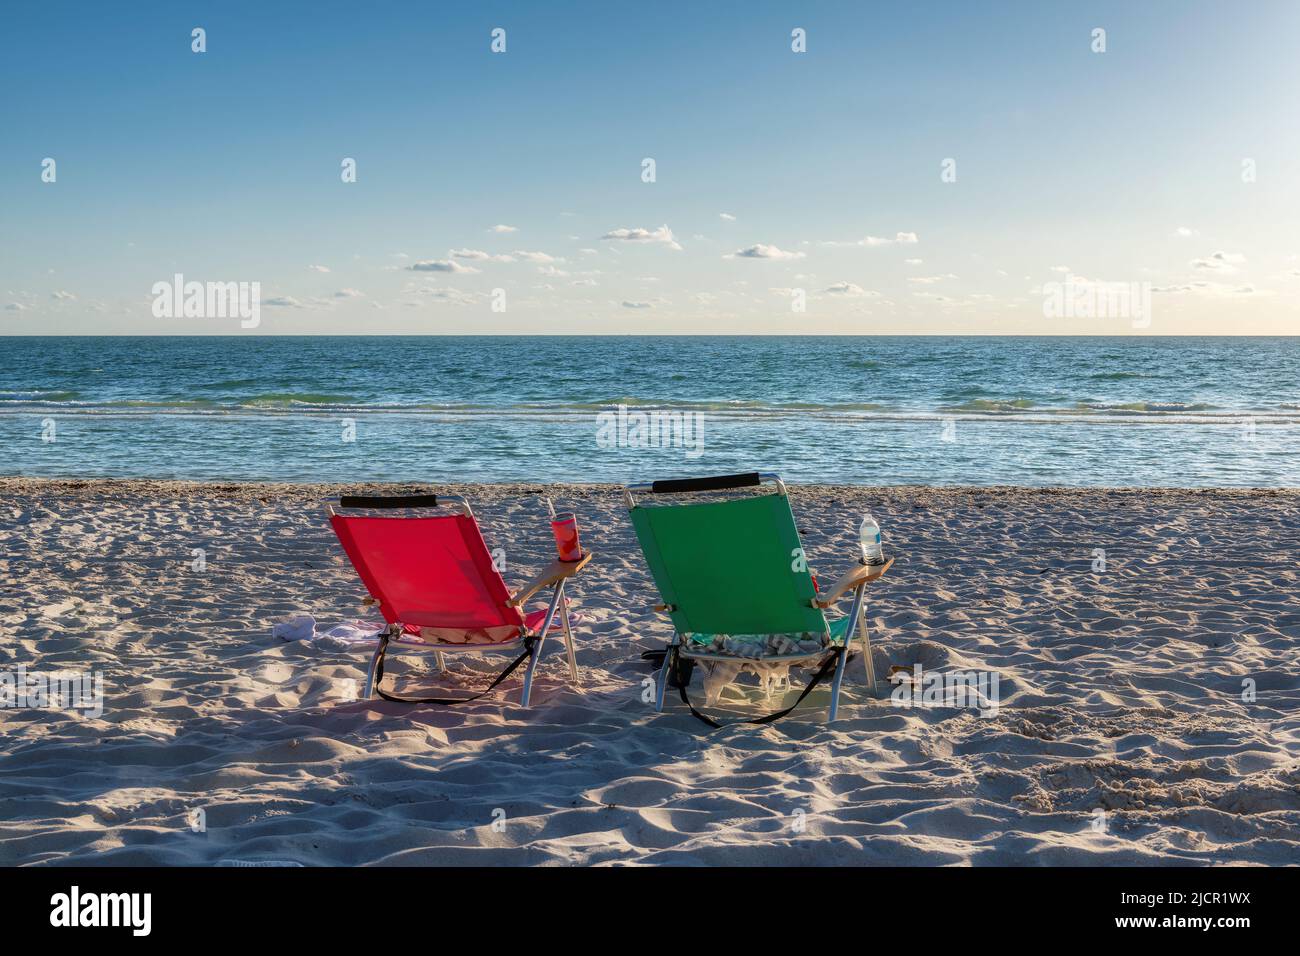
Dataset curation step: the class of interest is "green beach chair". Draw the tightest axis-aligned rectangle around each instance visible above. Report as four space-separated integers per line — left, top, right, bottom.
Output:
625 472 892 726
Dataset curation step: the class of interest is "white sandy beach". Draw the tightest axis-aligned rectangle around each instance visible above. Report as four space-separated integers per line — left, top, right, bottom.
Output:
1 478 1298 866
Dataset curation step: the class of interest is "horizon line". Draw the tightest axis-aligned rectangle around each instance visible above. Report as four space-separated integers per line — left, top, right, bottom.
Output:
4 332 1299 339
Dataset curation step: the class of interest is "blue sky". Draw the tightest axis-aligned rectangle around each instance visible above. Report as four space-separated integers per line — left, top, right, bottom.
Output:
2 0 1298 334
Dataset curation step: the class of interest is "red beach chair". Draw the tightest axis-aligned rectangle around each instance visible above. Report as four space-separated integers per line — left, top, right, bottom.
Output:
327 493 592 706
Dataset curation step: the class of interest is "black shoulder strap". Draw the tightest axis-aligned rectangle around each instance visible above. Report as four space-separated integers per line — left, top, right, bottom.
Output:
372 631 537 705
339 493 440 510
671 645 845 728
649 472 762 495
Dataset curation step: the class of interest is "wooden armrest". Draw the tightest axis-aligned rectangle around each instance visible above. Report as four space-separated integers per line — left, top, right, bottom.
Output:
507 551 594 607
811 556 893 609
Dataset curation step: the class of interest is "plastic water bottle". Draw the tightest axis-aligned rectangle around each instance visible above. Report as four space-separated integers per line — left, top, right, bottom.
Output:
859 514 885 565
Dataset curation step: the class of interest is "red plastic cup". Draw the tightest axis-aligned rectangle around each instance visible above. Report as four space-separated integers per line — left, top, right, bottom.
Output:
550 512 582 562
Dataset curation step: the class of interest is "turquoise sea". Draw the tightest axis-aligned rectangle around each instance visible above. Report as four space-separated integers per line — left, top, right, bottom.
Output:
1 336 1297 486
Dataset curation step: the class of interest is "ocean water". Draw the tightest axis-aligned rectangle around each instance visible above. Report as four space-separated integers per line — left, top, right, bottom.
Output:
1 336 1297 487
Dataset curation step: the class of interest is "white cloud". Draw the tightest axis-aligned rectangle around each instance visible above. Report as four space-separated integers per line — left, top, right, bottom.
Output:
1174 226 1199 238
904 258 923 266
1153 280 1258 296
731 244 805 260
490 224 518 233
514 250 562 263
333 288 364 298
824 232 919 248
451 248 514 262
4 302 28 311
308 264 330 273
622 300 653 309
823 282 877 297
408 260 479 274
50 290 76 300
907 274 958 284
265 296 305 308
719 212 736 221
600 225 682 251
413 287 477 305
1191 251 1245 273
